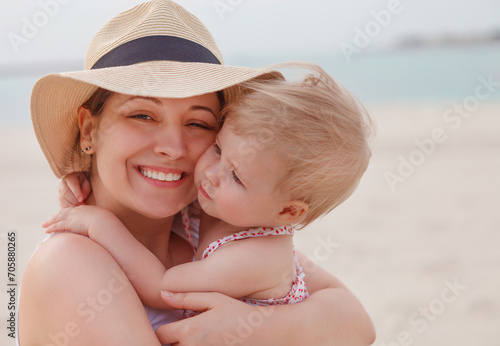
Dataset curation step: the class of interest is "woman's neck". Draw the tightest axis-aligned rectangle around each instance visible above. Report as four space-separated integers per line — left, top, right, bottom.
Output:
119 211 175 257
85 191 175 265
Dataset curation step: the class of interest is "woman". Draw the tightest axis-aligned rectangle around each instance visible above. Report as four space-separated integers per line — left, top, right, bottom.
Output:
19 0 375 345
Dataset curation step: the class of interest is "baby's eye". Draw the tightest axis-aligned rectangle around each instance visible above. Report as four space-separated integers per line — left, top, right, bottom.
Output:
213 144 221 155
231 170 243 185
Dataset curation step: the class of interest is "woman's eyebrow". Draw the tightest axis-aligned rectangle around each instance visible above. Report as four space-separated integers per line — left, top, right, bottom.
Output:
127 96 162 105
125 97 216 116
191 105 217 117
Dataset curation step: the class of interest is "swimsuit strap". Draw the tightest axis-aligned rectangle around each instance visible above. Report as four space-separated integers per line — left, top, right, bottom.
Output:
202 225 294 259
180 207 197 253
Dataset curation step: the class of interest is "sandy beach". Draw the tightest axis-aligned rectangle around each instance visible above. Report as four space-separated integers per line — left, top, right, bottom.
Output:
1 101 499 345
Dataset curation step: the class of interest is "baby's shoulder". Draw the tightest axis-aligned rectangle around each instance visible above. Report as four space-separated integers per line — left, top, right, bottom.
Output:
214 232 295 269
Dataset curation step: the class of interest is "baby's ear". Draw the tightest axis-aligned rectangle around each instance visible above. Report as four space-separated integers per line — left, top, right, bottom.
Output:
276 201 309 225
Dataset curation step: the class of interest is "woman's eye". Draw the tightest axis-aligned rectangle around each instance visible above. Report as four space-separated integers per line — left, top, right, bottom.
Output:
131 113 152 120
232 170 243 185
188 122 216 131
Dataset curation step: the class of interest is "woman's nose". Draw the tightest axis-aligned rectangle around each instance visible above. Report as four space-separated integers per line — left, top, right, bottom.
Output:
154 125 187 159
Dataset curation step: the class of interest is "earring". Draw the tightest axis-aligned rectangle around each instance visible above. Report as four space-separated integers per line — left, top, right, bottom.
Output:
81 146 92 154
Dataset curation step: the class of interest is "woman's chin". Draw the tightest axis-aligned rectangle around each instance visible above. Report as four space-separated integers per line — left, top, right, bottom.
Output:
138 195 197 219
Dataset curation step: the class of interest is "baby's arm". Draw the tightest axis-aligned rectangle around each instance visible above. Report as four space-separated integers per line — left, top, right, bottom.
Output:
45 204 293 306
160 235 295 300
43 206 173 309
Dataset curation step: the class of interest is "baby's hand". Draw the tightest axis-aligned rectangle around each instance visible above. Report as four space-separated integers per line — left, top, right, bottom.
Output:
59 172 92 208
43 205 112 237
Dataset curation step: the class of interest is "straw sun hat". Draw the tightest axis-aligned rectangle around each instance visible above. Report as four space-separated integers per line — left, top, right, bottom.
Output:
31 0 282 178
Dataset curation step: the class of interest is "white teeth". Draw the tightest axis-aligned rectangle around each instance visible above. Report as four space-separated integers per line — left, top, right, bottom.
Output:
140 168 182 182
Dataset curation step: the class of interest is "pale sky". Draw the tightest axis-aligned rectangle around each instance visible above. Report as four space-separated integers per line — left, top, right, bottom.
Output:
1 0 500 68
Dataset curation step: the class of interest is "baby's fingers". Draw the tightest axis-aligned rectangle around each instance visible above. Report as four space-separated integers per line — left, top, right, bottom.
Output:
59 180 81 208
59 173 89 208
42 208 71 228
44 221 71 234
80 175 92 202
42 213 58 228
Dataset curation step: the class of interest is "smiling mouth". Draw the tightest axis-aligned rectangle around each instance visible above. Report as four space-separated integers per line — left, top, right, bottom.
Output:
139 167 184 182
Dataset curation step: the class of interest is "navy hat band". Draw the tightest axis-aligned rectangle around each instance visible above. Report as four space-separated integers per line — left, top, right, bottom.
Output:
91 35 221 69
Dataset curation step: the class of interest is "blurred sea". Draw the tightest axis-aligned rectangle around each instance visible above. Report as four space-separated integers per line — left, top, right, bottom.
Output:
1 44 499 126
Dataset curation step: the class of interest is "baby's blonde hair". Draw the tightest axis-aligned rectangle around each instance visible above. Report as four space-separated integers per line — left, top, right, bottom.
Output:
222 62 374 228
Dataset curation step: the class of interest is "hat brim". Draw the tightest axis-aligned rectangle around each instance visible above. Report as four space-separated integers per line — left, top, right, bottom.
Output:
31 61 283 178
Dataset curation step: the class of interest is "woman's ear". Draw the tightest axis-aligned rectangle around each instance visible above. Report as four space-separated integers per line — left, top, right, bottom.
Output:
78 106 96 154
276 201 309 225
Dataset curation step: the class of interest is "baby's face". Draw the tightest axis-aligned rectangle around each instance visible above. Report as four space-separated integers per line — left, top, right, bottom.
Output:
194 124 291 228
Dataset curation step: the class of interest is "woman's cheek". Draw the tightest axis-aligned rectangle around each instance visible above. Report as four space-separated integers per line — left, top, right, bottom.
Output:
193 132 217 160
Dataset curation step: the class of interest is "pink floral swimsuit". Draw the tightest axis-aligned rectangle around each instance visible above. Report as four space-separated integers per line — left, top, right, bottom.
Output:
181 208 308 307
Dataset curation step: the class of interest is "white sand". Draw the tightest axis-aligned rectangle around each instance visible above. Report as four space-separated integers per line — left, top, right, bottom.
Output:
1 101 499 345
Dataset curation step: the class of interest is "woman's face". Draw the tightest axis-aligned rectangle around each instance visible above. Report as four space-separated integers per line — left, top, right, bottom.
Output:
83 92 220 219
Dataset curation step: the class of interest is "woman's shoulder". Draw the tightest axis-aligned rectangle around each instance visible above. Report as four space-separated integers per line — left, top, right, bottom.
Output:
24 233 109 279
32 232 94 258
18 233 105 340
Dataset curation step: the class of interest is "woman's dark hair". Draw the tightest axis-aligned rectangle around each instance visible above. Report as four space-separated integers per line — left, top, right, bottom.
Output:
216 90 225 108
82 88 114 116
